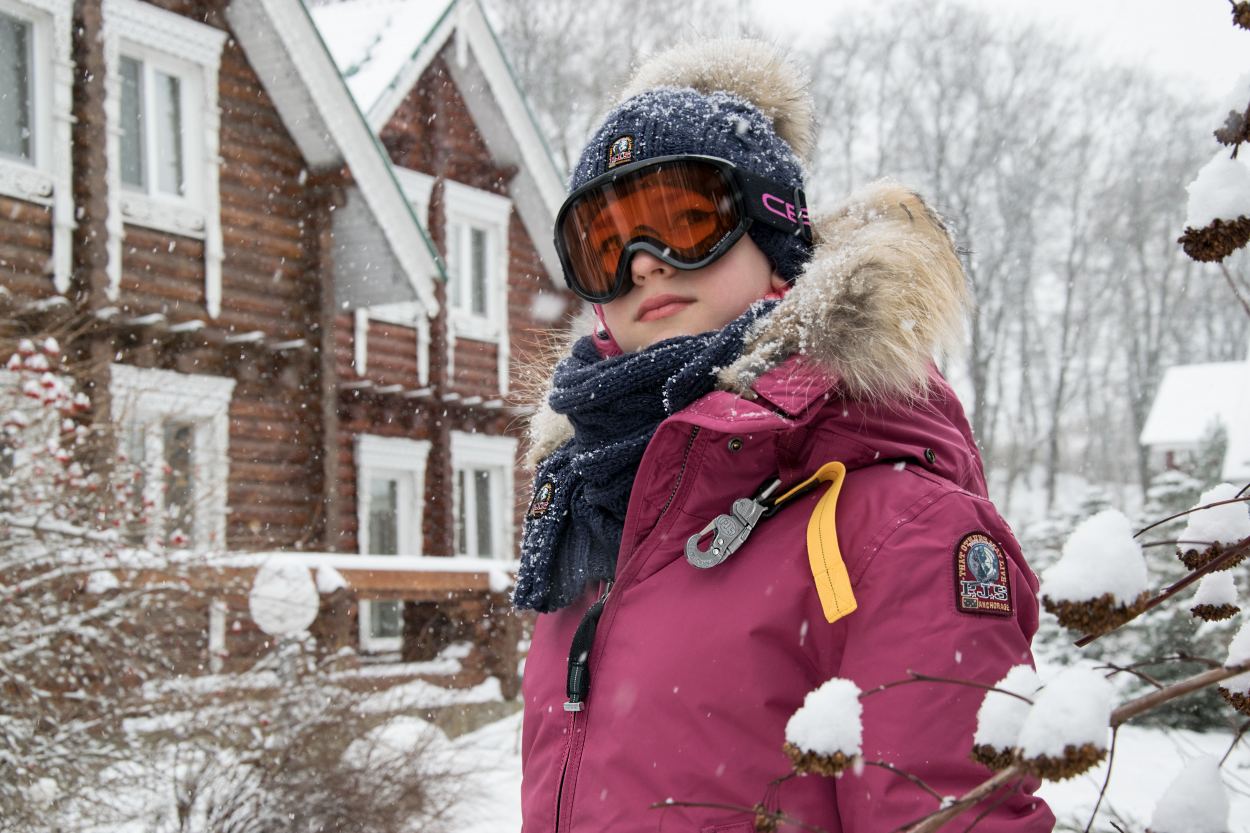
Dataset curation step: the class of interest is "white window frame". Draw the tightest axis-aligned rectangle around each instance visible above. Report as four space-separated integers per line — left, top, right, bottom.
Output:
355 434 430 653
109 364 235 550
103 0 226 315
0 0 74 293
443 181 511 380
450 431 517 561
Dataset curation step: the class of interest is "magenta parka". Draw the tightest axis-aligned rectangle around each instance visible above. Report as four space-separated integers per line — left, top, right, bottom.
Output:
519 183 1055 833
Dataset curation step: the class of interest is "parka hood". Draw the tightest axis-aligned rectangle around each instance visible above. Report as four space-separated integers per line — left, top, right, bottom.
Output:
527 181 972 468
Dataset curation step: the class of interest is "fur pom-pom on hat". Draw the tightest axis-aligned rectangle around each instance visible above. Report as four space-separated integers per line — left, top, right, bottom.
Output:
616 38 816 164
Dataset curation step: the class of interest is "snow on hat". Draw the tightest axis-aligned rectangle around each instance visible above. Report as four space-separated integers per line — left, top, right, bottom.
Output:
568 39 815 281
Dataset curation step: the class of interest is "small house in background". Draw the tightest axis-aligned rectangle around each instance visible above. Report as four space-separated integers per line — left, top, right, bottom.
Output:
1140 350 1250 483
0 0 573 693
307 0 573 659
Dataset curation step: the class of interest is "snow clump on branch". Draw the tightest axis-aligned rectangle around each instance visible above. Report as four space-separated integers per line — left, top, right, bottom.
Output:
1146 755 1230 833
1218 619 1250 715
1040 509 1149 634
1016 666 1114 780
1178 483 1250 570
1190 571 1239 621
971 665 1042 771
783 677 862 776
249 558 320 637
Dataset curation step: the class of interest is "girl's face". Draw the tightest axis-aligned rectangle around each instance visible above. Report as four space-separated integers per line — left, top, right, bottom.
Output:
600 237 786 352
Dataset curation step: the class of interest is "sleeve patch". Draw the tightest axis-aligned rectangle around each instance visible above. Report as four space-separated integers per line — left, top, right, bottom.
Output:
954 532 1012 617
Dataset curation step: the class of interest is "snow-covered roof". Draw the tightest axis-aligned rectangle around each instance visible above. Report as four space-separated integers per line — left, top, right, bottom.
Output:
223 0 443 313
310 0 566 275
309 0 454 115
1140 359 1250 480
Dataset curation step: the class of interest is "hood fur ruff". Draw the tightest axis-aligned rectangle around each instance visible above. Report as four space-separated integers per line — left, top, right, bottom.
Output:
526 182 971 466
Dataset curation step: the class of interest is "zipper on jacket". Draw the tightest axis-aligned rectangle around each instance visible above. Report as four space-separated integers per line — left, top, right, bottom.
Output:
553 581 609 832
552 426 700 832
657 426 700 520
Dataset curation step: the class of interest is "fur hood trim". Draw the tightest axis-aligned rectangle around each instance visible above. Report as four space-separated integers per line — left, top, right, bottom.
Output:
616 39 815 164
525 181 969 467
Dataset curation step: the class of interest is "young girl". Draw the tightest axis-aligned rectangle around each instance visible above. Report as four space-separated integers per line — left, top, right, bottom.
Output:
514 39 1053 833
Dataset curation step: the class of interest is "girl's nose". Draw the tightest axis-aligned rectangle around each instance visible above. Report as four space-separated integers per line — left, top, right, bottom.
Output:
629 251 671 285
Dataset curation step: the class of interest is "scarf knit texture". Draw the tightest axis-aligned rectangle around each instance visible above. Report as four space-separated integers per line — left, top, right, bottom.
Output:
513 301 775 613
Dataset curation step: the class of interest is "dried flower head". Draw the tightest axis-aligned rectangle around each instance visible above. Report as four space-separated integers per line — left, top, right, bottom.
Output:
971 744 1018 772
1234 1 1250 30
1214 107 1250 147
1179 540 1247 571
1179 216 1250 263
783 742 855 777
1020 742 1107 781
1042 591 1150 635
752 804 779 832
1192 602 1240 622
1218 686 1250 716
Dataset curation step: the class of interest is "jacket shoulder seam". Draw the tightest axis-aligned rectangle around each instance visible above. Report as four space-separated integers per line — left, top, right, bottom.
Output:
849 476 964 583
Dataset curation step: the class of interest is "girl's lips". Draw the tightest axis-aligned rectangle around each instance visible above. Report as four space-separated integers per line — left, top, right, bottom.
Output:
636 296 693 322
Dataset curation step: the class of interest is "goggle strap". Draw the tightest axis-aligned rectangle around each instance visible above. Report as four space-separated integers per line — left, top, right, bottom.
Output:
737 170 813 244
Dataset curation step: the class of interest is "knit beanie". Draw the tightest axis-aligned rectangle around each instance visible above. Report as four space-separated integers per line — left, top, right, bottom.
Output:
568 40 816 281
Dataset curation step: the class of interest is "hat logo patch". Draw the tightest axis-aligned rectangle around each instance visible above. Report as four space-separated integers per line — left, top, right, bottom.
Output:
954 532 1012 616
607 135 634 169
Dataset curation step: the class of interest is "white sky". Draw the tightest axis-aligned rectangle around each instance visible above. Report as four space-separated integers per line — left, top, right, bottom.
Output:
749 0 1247 96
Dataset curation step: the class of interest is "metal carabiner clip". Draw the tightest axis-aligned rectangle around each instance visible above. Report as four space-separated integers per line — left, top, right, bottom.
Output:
685 479 782 569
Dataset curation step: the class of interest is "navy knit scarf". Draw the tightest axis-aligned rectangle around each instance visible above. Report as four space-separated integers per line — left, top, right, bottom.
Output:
514 302 775 613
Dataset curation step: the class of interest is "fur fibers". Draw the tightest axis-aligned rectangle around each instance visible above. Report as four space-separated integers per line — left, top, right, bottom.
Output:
615 39 816 163
525 181 971 467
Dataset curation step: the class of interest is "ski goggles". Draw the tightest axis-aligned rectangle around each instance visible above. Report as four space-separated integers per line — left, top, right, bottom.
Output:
554 155 812 303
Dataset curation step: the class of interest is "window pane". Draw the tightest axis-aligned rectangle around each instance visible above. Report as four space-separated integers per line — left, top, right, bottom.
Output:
0 13 32 160
164 421 195 545
470 227 488 316
119 57 145 188
473 469 493 557
368 477 399 555
124 424 147 545
154 70 184 195
454 469 467 556
371 601 402 640
448 225 463 311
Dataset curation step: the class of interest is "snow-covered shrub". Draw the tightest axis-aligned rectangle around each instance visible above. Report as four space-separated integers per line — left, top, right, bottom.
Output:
1217 619 1250 715
783 677 863 776
1178 483 1250 570
0 336 199 831
1191 572 1239 621
971 665 1042 770
116 638 462 833
1146 755 1230 833
1016 667 1113 780
1041 509 1150 634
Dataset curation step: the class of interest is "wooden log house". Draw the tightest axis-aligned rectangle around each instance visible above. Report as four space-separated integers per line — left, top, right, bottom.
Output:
0 0 574 691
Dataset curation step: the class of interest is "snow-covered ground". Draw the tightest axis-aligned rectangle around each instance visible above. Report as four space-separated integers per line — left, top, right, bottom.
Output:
442 711 1250 833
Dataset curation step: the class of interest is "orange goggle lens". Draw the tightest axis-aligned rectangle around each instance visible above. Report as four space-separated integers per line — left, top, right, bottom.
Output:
558 160 741 300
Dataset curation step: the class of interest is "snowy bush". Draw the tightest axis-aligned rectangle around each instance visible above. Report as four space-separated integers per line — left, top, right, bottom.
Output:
0 336 201 831
111 638 463 833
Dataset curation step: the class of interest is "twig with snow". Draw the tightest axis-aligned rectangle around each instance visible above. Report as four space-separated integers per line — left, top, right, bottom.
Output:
901 660 1250 833
1076 537 1250 647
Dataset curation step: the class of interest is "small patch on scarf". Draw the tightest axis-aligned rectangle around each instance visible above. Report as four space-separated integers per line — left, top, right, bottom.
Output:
954 532 1012 617
607 134 634 169
528 481 554 518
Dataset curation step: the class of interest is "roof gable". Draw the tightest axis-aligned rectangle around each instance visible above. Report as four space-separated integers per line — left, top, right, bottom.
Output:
311 0 566 276
223 0 443 313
